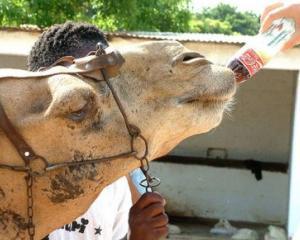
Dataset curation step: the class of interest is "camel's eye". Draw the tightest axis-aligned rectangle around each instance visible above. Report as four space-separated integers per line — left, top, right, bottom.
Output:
68 103 90 122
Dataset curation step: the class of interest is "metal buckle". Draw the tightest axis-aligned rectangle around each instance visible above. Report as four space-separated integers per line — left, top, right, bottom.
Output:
29 155 49 177
140 176 161 189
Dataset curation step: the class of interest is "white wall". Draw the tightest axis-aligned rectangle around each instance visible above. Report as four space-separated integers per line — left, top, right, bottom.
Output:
152 162 289 224
288 71 300 238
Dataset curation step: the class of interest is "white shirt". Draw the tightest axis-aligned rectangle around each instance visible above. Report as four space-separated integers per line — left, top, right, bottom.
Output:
46 177 132 240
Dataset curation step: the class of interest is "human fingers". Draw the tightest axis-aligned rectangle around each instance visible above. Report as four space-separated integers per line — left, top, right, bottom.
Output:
260 6 291 33
260 1 284 23
153 226 169 239
141 202 166 218
133 192 164 210
150 213 169 228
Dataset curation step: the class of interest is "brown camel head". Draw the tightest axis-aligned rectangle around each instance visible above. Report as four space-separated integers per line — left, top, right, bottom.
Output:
0 41 235 239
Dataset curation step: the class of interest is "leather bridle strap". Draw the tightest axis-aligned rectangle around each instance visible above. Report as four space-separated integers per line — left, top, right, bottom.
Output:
0 102 37 166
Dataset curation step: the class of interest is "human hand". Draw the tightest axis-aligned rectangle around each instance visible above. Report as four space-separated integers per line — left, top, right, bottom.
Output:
128 192 168 240
260 1 300 50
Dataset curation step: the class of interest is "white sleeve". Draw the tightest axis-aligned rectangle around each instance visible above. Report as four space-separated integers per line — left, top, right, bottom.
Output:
112 177 132 240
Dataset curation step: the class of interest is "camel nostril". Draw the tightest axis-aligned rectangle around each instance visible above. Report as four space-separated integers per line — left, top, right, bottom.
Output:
183 55 197 62
172 52 208 67
182 52 205 62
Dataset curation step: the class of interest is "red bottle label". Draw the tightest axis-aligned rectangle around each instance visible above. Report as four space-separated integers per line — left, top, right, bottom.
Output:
238 49 264 76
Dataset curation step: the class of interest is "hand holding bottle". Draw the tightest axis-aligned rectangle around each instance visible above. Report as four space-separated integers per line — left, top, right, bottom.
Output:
260 1 300 50
227 2 299 83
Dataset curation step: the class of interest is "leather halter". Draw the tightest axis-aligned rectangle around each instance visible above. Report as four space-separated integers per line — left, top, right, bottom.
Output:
0 47 136 173
0 46 158 239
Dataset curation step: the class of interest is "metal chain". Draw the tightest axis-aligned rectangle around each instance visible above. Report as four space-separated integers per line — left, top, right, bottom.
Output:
25 172 35 240
139 157 161 193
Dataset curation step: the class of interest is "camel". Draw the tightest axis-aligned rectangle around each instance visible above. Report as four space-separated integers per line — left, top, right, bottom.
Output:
0 41 236 239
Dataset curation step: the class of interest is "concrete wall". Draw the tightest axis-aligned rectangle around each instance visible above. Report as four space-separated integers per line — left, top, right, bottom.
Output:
0 54 28 69
0 30 39 56
152 162 289 225
288 72 300 238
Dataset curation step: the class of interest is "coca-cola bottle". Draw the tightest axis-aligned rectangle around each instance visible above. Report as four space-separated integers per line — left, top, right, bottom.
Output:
227 18 296 83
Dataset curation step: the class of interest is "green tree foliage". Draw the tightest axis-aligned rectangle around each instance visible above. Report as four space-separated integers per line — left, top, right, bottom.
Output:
0 0 29 26
0 0 191 32
190 18 232 35
132 0 191 32
0 1 260 35
88 0 191 32
88 0 139 31
0 0 87 28
193 3 260 35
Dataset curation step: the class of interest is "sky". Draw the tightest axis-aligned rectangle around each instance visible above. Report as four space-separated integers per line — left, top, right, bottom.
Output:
191 0 276 14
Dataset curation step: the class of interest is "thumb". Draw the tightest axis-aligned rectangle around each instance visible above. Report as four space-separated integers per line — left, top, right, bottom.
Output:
282 36 300 50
